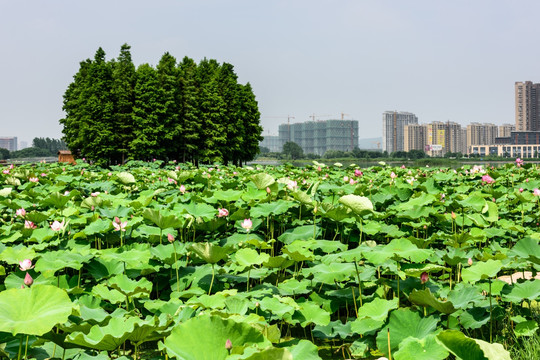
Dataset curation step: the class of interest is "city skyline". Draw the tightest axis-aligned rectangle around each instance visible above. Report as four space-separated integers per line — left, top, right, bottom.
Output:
2 1 540 146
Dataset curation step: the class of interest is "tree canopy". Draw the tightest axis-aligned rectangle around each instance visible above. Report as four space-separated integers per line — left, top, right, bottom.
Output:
60 44 263 166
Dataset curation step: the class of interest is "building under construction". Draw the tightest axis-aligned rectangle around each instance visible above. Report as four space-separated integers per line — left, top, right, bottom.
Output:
278 119 359 156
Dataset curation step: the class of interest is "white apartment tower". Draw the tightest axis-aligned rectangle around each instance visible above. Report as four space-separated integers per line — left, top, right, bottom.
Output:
382 111 418 153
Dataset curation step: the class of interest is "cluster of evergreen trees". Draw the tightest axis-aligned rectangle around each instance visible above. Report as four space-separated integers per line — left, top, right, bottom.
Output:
60 44 263 166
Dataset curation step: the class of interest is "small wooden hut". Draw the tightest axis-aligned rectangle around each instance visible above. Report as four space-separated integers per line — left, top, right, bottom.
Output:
58 150 75 164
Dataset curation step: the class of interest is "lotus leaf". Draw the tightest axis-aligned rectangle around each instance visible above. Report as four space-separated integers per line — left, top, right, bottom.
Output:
108 274 152 298
393 334 449 360
190 242 229 264
510 237 540 264
375 308 439 356
461 260 503 283
502 279 540 303
437 329 511 360
164 315 271 360
117 172 136 185
250 173 275 190
66 316 141 351
514 320 539 337
235 248 270 268
0 244 35 265
0 285 73 336
338 194 373 215
409 288 457 314
356 298 398 322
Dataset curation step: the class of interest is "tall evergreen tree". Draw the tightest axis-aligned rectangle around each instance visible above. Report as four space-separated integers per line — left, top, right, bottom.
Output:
238 83 263 165
197 59 227 164
177 56 201 163
130 63 163 160
111 44 136 163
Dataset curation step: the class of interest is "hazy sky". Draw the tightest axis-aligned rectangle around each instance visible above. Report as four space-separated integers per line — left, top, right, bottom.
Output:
2 1 540 146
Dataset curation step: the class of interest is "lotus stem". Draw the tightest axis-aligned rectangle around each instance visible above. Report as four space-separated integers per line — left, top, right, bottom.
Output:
387 328 392 360
247 267 251 292
17 335 22 360
172 241 180 293
353 259 363 307
351 286 358 318
208 263 215 295
489 277 493 343
24 335 28 359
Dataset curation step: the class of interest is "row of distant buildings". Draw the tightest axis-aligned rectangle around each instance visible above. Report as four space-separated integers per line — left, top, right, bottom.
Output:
0 137 18 152
383 81 540 157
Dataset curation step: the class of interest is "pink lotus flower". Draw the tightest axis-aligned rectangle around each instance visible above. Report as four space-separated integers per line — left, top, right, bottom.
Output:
218 208 229 218
519 188 524 193
287 180 298 190
481 175 495 184
390 172 397 179
24 272 33 286
91 192 100 197
112 217 127 231
420 271 429 284
317 166 322 172
179 185 186 194
50 220 64 231
24 220 36 229
534 188 540 196
16 208 26 217
401 165 406 169
41 173 47 177
2 169 9 174
167 233 175 243
225 339 232 350
349 178 356 185
516 158 524 167
354 169 363 177
28 177 39 183
19 259 34 271
241 219 253 232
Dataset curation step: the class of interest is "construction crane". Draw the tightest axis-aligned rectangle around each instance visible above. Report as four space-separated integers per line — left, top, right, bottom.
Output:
309 114 332 121
262 115 295 142
371 141 381 149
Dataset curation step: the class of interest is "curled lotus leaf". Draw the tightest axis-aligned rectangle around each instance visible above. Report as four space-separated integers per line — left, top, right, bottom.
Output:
338 194 373 215
437 329 511 360
66 316 141 351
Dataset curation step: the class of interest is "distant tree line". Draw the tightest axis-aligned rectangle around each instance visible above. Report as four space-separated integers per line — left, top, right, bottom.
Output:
60 44 263 166
0 138 67 160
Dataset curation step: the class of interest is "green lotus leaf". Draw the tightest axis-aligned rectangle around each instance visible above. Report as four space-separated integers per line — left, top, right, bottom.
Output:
350 317 385 335
86 258 125 281
142 208 183 230
375 308 439 356
66 316 140 351
356 298 398 322
510 237 540 264
177 202 217 220
437 329 511 360
250 173 275 190
338 194 373 215
83 219 111 236
225 296 250 315
117 172 136 185
190 242 229 264
458 193 487 212
40 192 70 208
263 256 294 269
235 248 270 268
107 274 152 298
100 248 153 270
0 187 12 197
514 320 539 337
459 307 490 329
502 280 540 303
259 296 298 317
287 339 321 360
0 244 35 265
461 260 502 283
243 348 293 360
302 263 355 284
293 301 330 327
208 189 244 203
364 239 432 264
91 283 125 304
292 190 314 206
186 293 227 310
25 211 49 224
402 263 450 277
409 288 457 314
393 334 449 360
447 283 484 309
164 315 271 360
34 250 94 273
0 285 73 336
278 226 321 244
277 278 311 296
250 200 296 218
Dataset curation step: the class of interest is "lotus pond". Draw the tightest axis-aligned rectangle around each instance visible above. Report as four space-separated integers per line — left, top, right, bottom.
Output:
0 160 539 360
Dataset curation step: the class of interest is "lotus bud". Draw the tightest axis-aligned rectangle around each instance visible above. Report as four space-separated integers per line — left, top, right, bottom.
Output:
519 188 524 193
420 271 429 284
266 187 271 194
24 272 33 286
167 233 175 243
468 258 473 266
255 301 260 308
451 211 456 220
225 339 232 350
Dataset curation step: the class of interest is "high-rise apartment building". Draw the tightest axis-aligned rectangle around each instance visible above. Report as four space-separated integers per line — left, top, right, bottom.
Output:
499 123 515 138
382 111 418 153
466 123 498 148
403 124 426 152
0 137 17 152
424 121 465 155
515 81 540 131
